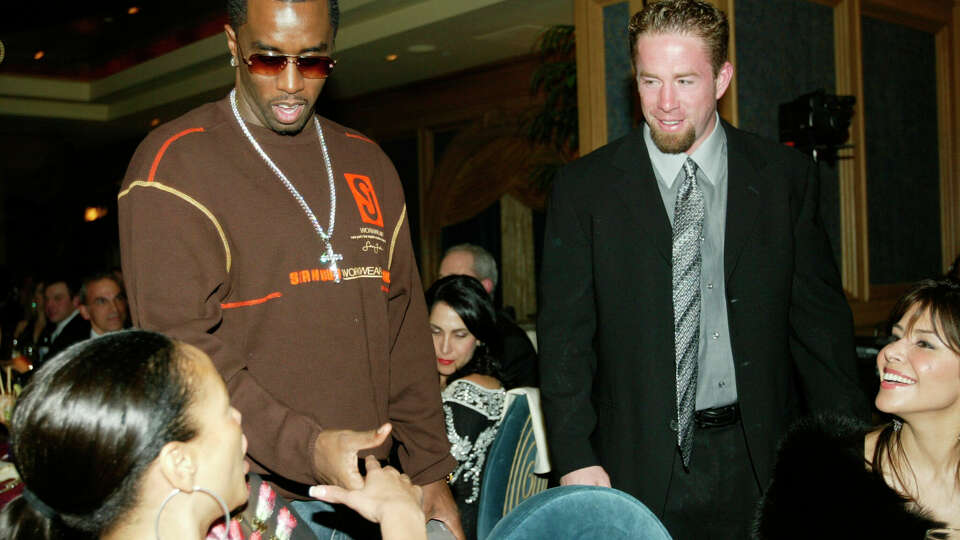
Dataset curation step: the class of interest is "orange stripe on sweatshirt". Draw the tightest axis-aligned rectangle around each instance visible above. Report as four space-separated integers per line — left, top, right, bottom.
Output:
221 292 282 309
148 128 205 182
345 132 375 144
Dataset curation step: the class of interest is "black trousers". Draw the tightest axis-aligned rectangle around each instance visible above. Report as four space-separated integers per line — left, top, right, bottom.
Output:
659 421 762 539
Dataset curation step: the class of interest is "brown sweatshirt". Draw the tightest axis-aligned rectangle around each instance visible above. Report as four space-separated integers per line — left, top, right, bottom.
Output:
118 95 455 496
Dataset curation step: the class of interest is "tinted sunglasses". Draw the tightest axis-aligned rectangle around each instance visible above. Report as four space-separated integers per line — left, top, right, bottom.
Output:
236 43 336 79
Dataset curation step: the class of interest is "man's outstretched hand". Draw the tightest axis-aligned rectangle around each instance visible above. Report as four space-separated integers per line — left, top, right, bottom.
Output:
311 423 392 489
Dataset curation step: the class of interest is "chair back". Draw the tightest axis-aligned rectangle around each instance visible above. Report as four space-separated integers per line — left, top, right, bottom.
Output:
485 486 673 539
476 393 548 539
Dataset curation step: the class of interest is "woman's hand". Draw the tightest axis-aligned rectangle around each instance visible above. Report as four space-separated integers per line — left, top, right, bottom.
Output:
310 455 426 540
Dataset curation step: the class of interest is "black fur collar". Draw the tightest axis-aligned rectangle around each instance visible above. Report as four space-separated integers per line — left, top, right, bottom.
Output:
754 415 942 539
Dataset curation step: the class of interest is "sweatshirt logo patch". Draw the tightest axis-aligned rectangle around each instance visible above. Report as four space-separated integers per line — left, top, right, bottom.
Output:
290 268 340 284
288 266 387 285
345 173 384 228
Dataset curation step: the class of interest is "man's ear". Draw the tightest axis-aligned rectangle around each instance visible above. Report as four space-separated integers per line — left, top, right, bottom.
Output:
224 23 239 60
78 305 91 321
714 61 734 101
481 279 495 295
157 442 197 492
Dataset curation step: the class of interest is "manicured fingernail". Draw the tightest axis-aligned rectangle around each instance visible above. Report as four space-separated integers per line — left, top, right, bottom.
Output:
309 486 324 498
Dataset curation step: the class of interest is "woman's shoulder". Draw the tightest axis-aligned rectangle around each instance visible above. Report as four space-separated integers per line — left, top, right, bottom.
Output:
442 378 506 419
460 374 502 390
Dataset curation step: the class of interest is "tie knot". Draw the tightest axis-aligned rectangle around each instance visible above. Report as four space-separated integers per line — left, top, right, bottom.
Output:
683 158 698 179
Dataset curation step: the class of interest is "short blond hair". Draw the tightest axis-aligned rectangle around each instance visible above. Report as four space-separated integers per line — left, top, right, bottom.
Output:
629 0 729 74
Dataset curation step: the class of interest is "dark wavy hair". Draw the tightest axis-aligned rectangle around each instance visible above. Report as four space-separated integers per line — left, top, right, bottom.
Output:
227 0 341 38
0 330 198 539
425 275 503 385
872 279 960 501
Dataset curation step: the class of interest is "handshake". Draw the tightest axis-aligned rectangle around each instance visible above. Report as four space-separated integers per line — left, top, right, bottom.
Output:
310 454 427 540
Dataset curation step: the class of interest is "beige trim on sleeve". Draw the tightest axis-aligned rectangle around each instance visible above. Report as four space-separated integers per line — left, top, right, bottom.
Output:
118 180 232 273
387 204 407 271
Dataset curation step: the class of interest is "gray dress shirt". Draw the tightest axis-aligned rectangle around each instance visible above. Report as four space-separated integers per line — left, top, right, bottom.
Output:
643 114 738 410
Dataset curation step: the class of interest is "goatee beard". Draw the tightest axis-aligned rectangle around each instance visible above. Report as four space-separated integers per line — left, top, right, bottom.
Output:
650 122 696 154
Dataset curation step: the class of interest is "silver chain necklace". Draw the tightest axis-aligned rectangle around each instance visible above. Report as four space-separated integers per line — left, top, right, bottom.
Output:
229 88 342 282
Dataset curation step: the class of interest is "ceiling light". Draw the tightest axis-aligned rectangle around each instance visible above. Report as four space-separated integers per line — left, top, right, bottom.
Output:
84 207 108 222
407 44 436 53
385 53 398 62
128 6 140 14
150 118 161 127
33 51 44 60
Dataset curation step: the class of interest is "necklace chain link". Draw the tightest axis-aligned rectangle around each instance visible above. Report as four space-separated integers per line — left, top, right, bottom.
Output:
229 89 341 280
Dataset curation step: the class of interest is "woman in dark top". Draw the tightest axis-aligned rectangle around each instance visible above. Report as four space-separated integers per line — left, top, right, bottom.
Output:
0 330 428 540
426 275 506 540
0 330 250 540
757 279 960 538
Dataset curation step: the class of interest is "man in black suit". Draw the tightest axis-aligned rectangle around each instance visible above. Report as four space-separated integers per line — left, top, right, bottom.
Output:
439 244 539 389
39 276 90 364
537 1 866 537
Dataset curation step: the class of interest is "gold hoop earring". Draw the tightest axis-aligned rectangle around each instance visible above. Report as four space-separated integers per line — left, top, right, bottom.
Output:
155 486 231 540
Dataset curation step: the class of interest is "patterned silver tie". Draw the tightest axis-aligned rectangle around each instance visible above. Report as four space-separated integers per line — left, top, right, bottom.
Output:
672 157 703 468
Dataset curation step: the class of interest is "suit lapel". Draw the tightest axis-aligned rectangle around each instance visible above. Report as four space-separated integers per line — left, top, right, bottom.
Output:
610 130 672 263
724 126 763 282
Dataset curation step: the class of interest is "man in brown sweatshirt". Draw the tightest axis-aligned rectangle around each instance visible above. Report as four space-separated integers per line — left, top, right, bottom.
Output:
118 0 462 537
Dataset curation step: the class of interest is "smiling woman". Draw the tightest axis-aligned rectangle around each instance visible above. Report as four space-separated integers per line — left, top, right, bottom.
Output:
756 279 960 538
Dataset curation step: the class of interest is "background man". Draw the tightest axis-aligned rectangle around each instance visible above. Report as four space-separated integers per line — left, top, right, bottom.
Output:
537 1 866 537
40 276 89 363
438 243 538 388
78 272 128 337
118 0 461 537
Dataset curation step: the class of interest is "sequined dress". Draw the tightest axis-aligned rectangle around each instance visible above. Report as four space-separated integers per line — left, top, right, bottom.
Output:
442 378 506 540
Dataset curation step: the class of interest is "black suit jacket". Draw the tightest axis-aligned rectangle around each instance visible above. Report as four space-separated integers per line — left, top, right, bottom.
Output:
497 310 539 389
42 312 90 364
537 122 867 510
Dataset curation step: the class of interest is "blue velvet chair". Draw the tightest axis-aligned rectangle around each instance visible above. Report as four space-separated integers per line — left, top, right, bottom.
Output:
485 486 673 539
476 393 548 539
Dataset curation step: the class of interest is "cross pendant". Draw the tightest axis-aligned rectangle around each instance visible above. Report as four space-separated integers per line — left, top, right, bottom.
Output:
320 245 344 283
